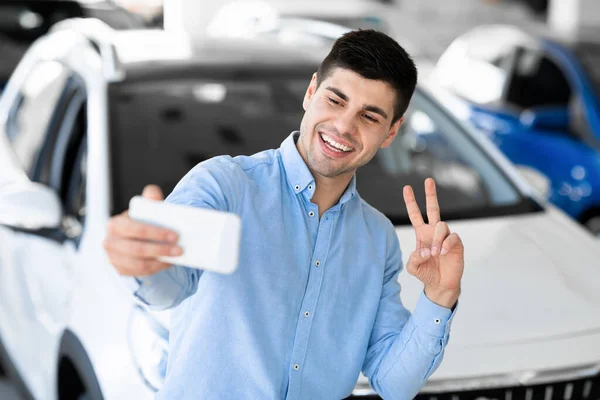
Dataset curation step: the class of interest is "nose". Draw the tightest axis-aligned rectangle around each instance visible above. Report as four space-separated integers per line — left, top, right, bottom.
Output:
333 109 358 137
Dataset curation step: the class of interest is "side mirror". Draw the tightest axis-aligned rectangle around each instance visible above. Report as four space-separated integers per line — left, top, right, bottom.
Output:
516 165 551 200
519 106 569 132
0 182 63 230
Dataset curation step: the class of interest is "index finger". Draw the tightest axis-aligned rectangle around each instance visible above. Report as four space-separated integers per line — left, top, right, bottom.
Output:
107 212 178 243
403 185 425 228
425 178 441 225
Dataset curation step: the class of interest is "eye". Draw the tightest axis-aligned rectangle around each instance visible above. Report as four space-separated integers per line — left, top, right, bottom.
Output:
364 114 379 123
327 97 340 105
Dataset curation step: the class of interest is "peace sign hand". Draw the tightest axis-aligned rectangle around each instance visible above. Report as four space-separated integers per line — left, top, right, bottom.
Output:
403 178 464 309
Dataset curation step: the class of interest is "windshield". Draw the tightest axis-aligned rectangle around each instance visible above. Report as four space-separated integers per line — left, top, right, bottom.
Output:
357 90 537 224
108 77 537 223
574 42 600 99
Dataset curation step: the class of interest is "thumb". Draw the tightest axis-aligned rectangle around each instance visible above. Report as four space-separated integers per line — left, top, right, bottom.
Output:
142 184 164 201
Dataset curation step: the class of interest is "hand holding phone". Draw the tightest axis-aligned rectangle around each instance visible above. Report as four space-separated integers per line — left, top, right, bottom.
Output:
104 185 241 277
128 196 241 274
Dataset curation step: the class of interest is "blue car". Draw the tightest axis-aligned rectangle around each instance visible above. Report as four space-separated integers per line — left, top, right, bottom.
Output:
431 24 600 236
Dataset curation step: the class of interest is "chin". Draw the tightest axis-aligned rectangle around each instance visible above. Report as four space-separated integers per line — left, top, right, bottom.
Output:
308 156 354 179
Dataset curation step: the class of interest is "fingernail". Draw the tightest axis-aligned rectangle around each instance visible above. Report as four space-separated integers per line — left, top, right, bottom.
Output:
167 232 178 242
171 246 183 256
420 248 431 258
431 246 439 256
440 248 448 256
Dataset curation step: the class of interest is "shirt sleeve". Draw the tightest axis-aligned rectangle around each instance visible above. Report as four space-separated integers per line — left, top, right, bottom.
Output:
362 226 458 400
126 156 240 311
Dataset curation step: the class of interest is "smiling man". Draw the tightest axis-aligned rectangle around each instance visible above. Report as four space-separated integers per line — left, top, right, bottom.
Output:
104 30 464 400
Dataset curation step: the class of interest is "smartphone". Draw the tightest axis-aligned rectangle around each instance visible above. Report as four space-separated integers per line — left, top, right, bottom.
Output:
128 196 241 274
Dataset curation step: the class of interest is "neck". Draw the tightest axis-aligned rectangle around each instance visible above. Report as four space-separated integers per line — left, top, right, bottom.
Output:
312 173 353 218
296 141 354 218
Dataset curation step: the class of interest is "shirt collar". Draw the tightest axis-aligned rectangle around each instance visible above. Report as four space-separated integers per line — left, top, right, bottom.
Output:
339 175 357 204
280 131 357 204
280 131 315 195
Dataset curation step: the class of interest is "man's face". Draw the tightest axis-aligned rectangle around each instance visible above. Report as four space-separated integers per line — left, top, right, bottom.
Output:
298 67 403 179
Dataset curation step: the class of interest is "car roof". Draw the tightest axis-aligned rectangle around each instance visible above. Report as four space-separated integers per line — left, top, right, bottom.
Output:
110 29 325 82
460 24 600 51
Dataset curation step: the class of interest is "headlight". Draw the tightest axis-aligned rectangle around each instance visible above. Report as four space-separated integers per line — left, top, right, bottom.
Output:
127 306 169 391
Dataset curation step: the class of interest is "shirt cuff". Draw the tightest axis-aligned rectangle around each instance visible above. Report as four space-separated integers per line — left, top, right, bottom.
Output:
411 290 457 338
120 276 141 292
120 271 186 308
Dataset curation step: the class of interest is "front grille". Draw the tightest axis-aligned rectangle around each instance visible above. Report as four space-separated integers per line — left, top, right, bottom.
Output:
347 372 600 400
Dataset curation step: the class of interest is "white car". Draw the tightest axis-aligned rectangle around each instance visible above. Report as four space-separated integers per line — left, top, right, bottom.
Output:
206 0 396 39
0 18 599 400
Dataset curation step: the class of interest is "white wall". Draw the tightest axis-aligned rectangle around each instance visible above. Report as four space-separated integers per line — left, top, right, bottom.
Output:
163 0 233 42
549 0 600 35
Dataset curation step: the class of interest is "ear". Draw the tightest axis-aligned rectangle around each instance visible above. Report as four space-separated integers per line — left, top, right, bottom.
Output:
380 116 404 149
303 73 318 111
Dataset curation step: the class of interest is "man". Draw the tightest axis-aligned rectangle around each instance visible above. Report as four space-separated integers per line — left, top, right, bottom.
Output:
104 30 464 399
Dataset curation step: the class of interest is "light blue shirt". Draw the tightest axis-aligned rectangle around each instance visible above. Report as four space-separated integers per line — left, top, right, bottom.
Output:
133 132 456 400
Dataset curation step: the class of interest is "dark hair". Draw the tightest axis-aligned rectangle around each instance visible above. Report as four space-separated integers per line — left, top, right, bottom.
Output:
317 29 417 123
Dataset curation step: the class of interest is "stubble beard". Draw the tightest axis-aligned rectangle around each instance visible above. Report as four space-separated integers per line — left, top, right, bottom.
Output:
306 134 379 179
306 144 356 178
299 121 374 179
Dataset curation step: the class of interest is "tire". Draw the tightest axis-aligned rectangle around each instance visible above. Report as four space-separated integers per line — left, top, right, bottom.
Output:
58 331 104 400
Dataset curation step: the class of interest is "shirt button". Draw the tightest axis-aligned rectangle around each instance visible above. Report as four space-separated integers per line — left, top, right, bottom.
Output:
304 311 310 317
315 260 321 267
293 364 300 370
434 318 441 325
308 184 313 190
294 185 300 191
308 211 315 217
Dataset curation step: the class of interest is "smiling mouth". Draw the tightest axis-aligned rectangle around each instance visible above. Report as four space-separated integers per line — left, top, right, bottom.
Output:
319 132 355 153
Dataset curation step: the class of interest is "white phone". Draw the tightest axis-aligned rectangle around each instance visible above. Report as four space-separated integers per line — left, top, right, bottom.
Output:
128 196 241 274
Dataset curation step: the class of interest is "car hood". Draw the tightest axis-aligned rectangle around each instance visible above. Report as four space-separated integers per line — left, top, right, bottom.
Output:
154 205 600 383
154 205 600 347
396 206 600 349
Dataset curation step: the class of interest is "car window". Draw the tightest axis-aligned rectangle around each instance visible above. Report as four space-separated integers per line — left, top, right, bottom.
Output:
505 47 572 109
7 60 70 177
47 89 88 236
108 75 308 214
356 91 532 225
64 131 87 225
49 94 87 217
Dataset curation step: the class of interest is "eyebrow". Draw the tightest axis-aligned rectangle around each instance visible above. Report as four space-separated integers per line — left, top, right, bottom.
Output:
325 86 389 120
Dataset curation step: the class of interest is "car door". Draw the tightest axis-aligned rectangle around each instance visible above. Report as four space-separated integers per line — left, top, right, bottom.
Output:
0 59 70 379
0 61 87 398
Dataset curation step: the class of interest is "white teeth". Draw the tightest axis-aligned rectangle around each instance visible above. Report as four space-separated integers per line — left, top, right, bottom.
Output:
320 133 353 152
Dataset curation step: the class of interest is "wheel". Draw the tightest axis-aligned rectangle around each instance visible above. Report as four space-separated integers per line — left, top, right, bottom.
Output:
583 215 600 238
